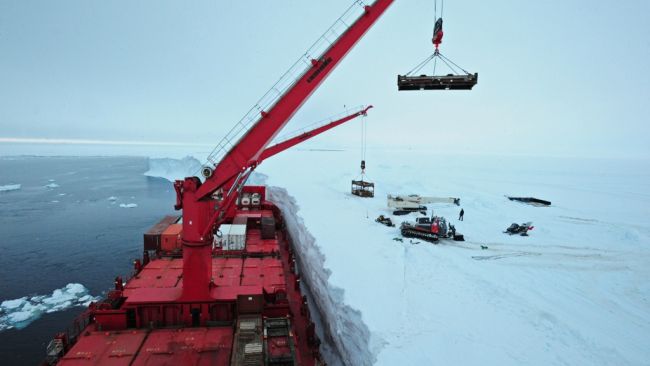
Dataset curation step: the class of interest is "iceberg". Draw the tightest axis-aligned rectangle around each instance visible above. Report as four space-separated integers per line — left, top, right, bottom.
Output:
145 156 202 182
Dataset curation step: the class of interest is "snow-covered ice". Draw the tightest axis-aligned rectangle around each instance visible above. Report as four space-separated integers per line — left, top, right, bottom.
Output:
107 196 118 201
0 283 100 331
44 182 59 189
263 150 650 366
0 184 21 192
149 150 650 365
119 203 138 208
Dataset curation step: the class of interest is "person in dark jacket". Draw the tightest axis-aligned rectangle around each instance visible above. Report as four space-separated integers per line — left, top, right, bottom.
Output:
459 208 464 221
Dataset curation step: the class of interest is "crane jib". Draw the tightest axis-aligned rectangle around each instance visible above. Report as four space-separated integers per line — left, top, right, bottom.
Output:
307 57 333 83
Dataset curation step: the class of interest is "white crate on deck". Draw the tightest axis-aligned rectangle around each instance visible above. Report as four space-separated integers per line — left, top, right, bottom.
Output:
214 224 247 250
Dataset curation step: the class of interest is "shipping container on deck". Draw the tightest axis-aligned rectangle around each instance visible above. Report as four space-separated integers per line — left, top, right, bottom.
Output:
143 216 179 251
160 224 182 252
217 224 247 250
261 216 276 240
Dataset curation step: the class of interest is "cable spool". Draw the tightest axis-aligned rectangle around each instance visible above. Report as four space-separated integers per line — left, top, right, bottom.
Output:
201 166 214 179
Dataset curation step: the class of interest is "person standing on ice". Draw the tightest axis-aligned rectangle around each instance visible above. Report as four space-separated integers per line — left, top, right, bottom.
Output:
459 208 464 221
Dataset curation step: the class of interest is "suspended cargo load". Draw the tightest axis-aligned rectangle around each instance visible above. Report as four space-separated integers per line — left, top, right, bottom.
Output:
398 72 478 91
398 51 478 91
351 154 374 198
398 0 478 92
351 179 374 198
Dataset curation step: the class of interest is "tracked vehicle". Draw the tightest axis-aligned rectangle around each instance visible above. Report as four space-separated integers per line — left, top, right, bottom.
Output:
400 216 464 243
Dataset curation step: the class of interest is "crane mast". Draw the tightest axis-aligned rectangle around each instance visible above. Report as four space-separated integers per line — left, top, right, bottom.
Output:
175 0 394 300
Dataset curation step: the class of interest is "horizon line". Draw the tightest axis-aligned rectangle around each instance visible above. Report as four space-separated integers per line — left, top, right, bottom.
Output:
0 137 213 147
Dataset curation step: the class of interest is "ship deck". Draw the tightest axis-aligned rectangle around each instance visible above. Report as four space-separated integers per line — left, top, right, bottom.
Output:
57 327 233 365
120 256 286 303
52 193 321 366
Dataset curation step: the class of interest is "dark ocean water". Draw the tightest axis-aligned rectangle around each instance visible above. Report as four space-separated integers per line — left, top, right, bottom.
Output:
0 156 175 365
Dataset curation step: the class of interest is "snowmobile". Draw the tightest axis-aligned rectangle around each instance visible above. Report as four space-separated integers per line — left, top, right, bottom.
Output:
375 215 396 227
400 215 464 243
504 222 534 236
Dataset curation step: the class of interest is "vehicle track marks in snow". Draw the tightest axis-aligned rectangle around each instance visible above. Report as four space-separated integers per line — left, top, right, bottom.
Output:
558 215 599 224
472 251 541 261
401 244 408 297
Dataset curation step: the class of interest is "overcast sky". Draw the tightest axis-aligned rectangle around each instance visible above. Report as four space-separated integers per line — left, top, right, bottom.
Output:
1 0 649 159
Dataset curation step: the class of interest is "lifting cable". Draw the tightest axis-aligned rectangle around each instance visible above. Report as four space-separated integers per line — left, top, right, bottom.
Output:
438 52 471 74
434 0 444 20
359 111 368 177
403 0 473 78
433 56 438 76
404 51 471 77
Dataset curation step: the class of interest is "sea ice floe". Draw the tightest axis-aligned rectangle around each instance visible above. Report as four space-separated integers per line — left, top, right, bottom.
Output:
119 203 138 208
0 184 21 192
0 297 28 310
108 196 118 201
44 183 60 189
0 283 100 331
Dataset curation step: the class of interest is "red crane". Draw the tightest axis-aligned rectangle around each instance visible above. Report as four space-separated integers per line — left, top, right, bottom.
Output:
174 1 394 300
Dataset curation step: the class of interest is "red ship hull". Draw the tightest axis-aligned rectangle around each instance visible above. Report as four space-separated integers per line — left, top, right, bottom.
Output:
45 186 324 366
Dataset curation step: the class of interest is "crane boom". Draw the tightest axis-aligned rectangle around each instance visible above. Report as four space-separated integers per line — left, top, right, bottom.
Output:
258 105 372 163
194 1 393 202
